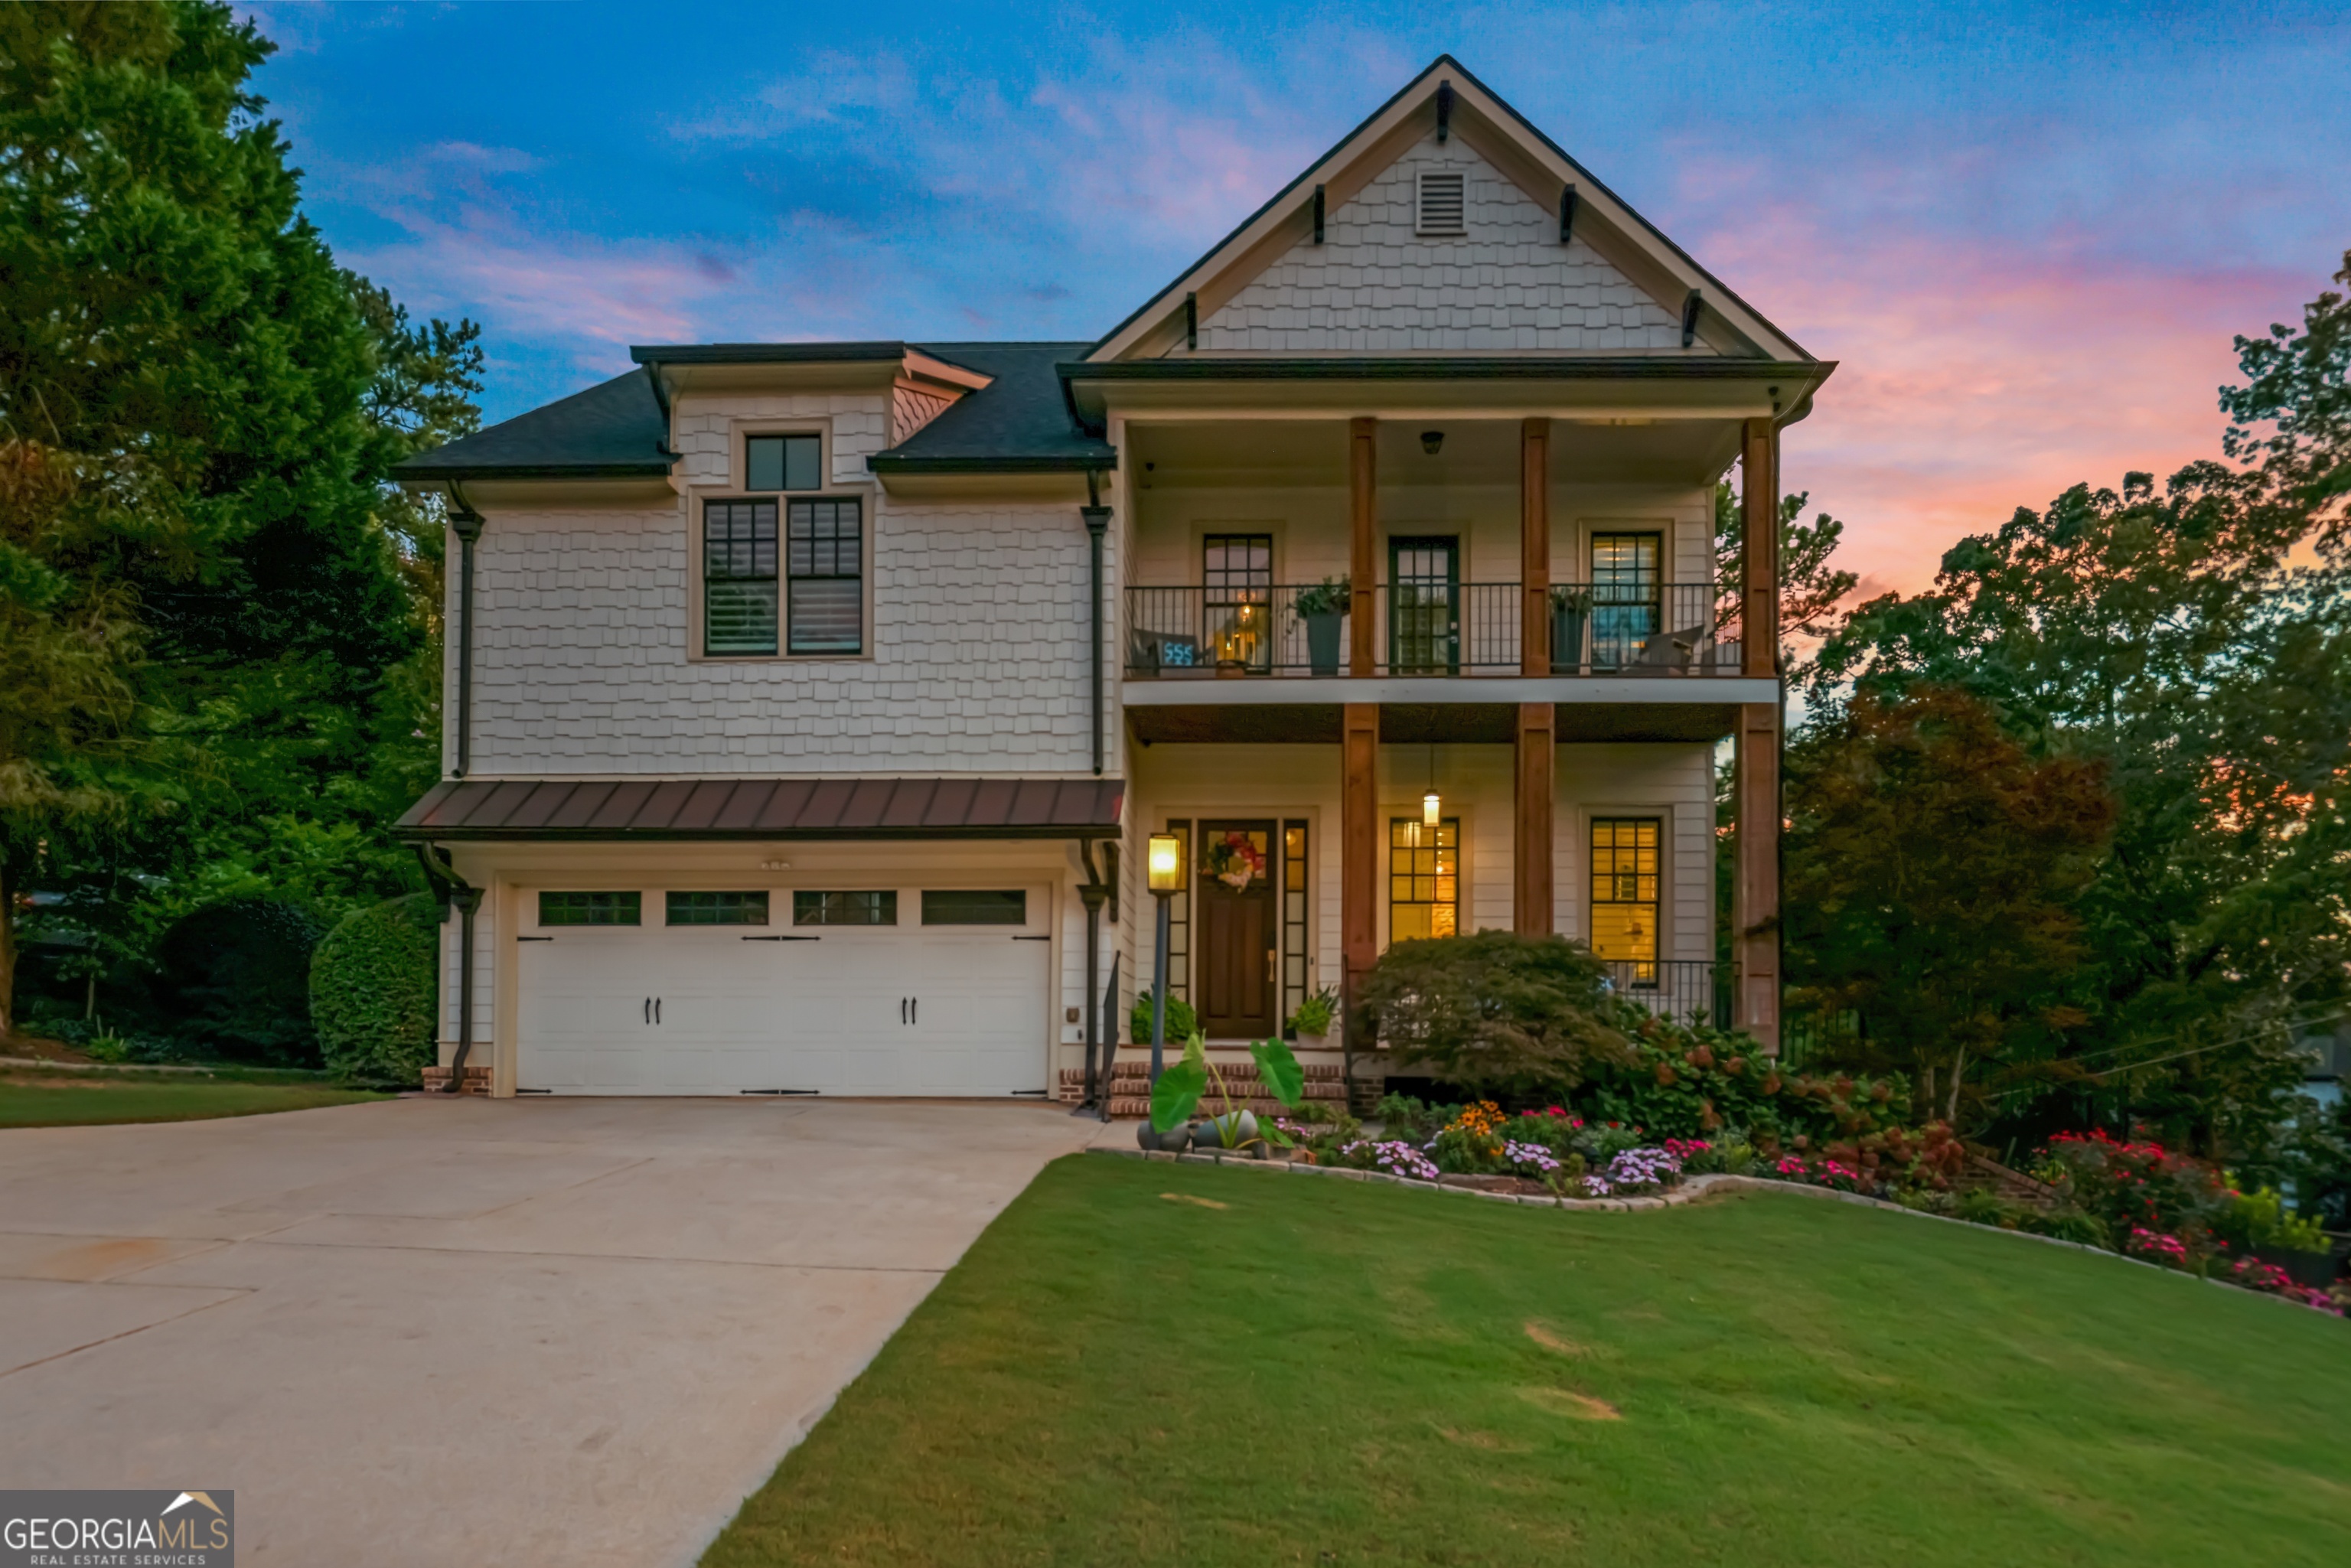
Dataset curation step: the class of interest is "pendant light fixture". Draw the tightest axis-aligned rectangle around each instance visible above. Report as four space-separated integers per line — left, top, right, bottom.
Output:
1423 741 1441 827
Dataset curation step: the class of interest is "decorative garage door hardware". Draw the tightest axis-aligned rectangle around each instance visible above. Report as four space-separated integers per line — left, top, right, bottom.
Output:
900 998 917 1025
741 934 819 941
642 998 662 1024
518 935 553 942
739 1088 819 1096
1012 934 1050 940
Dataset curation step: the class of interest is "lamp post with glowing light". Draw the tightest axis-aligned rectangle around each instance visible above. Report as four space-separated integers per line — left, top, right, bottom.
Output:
1146 831 1185 1083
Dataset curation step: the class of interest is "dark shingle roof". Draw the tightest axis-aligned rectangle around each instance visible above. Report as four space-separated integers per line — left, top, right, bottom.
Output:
394 343 1110 481
390 370 670 481
876 342 1114 473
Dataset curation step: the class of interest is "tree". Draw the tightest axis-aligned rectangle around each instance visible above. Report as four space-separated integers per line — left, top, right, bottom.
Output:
1714 482 1857 679
1782 688 2115 1123
0 2 479 1038
2222 247 2351 533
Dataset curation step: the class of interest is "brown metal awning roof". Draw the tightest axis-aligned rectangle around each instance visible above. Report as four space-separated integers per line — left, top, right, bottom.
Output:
393 777 1124 842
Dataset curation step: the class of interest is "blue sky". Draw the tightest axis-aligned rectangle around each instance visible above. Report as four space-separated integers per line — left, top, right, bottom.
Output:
244 2 2351 588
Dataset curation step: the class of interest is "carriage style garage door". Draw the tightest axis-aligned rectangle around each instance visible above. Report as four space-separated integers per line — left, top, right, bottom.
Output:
514 885 1052 1096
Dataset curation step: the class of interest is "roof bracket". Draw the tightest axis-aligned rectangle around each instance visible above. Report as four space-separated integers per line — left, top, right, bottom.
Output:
1681 289 1702 350
641 360 681 460
1312 184 1325 244
1560 185 1577 245
1436 81 1453 142
1185 292 1198 350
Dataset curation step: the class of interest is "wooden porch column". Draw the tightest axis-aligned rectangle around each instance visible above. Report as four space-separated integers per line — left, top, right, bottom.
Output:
1349 417 1377 677
1341 702 1380 1053
1513 702 1555 933
1520 416 1550 675
1733 416 1782 1051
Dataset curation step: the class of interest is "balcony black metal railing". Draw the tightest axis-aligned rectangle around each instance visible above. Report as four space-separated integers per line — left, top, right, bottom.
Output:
1123 583 1740 677
1602 959 1727 1028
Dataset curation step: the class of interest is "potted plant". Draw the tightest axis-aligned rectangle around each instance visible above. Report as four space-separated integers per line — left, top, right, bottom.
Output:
1293 576 1352 676
1151 1032 1309 1156
1549 585 1593 674
1286 986 1339 1049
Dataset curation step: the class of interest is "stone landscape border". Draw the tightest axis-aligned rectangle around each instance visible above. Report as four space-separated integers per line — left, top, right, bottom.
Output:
1085 1146 2343 1316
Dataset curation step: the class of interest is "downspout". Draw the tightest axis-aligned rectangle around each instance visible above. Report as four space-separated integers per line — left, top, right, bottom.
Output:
445 481 484 779
1082 471 1110 778
1077 841 1108 1116
416 843 481 1094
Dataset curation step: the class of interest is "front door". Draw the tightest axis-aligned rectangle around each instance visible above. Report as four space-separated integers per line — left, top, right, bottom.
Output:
1194 821 1278 1038
1389 535 1460 673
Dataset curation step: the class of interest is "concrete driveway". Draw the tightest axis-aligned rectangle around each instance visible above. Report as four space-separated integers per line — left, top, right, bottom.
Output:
0 1096 1103 1565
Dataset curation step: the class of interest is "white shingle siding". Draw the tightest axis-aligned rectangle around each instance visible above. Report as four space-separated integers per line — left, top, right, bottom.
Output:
671 392 889 487
1200 134 1695 354
459 495 1109 774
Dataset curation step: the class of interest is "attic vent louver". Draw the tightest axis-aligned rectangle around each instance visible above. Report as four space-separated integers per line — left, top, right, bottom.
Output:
1416 171 1465 236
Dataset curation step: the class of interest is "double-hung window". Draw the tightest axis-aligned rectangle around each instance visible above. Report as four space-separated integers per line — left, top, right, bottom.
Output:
704 432 863 657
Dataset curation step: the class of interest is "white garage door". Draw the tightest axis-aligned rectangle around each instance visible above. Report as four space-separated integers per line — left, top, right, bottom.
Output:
515 887 1052 1097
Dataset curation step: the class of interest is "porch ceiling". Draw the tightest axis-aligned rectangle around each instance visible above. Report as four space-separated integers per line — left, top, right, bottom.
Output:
1128 414 1743 488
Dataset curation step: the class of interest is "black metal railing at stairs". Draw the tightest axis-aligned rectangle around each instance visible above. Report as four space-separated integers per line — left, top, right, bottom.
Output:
1121 583 1742 678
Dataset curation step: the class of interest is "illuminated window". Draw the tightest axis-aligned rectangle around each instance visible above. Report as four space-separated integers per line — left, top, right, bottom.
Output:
1388 817 1459 942
1202 534 1272 670
1589 817 1660 981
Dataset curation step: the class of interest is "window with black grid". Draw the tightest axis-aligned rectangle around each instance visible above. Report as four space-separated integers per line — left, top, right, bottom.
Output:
664 891 769 926
1202 534 1273 671
794 890 898 927
704 500 778 654
538 891 641 927
1590 532 1662 662
1281 820 1309 1034
1389 817 1459 942
1589 817 1661 982
787 497 862 654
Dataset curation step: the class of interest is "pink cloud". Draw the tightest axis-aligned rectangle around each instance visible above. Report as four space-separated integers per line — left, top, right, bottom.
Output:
1697 205 2310 594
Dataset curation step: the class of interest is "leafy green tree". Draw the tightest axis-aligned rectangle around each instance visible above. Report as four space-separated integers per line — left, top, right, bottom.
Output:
1782 687 2115 1123
1796 259 2350 1152
0 2 478 1038
1714 483 1858 677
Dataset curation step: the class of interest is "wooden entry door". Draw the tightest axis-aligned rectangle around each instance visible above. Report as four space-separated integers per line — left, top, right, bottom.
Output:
1195 820 1278 1038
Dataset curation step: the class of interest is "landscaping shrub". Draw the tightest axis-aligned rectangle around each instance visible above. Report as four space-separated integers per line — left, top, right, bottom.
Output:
1129 989 1196 1047
2036 1130 2230 1256
152 898 328 1065
2213 1185 2333 1256
310 894 439 1086
1358 931 1630 1098
1577 1008 1914 1155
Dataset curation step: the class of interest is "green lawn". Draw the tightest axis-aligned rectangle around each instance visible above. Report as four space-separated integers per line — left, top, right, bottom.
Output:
706 1153 2351 1568
0 1066 387 1128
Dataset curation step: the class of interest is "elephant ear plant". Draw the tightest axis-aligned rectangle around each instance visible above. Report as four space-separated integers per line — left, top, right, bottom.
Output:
1150 1032 1309 1150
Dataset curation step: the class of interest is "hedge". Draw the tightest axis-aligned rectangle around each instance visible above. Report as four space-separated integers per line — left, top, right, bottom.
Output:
309 893 440 1086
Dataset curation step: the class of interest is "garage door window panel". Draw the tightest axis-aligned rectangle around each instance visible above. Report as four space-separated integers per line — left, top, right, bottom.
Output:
665 891 771 926
539 892 641 927
921 890 1027 926
794 891 898 926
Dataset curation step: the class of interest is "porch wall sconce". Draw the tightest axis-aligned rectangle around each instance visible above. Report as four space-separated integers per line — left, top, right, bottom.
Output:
1420 429 1444 455
1145 830 1186 1084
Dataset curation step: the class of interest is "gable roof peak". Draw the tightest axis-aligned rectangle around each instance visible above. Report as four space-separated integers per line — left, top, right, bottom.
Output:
1085 55 1809 366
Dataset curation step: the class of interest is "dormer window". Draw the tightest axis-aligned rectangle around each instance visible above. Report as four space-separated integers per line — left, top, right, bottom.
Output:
746 433 820 491
1415 171 1465 236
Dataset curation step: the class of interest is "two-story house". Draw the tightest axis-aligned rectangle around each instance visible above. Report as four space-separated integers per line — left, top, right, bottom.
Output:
391 56 1829 1102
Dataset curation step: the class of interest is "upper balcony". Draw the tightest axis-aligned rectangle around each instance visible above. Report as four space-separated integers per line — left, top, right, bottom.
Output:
1116 416 1777 739
1125 580 1741 680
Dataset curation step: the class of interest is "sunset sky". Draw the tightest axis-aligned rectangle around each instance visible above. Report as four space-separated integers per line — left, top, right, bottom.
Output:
244 2 2351 595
